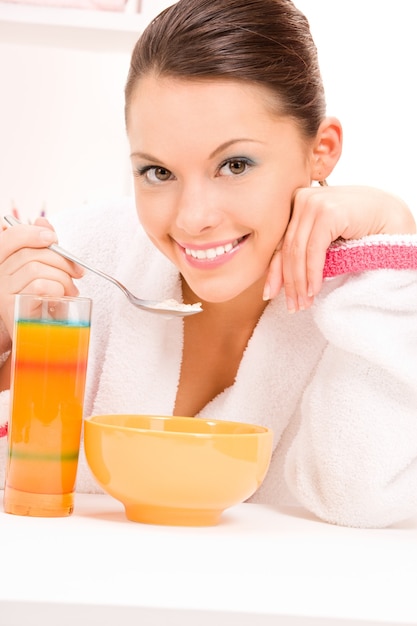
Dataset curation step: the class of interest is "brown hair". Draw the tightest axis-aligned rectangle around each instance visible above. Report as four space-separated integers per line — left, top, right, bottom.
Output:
125 0 326 137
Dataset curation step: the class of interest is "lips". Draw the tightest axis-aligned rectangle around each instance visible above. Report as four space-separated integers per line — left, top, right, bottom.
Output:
183 235 248 261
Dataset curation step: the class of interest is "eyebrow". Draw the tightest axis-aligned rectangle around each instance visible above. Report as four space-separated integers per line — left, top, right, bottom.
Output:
130 139 262 163
209 138 263 159
130 150 161 162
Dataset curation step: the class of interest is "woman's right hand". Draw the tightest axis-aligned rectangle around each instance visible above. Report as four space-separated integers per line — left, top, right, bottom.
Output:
0 217 84 339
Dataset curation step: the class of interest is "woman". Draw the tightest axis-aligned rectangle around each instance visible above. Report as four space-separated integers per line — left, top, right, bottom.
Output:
1 0 417 527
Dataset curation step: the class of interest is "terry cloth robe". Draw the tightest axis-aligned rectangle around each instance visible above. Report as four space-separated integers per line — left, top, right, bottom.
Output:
1 197 417 528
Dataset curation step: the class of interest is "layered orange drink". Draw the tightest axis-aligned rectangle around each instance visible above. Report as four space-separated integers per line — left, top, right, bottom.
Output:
4 296 91 517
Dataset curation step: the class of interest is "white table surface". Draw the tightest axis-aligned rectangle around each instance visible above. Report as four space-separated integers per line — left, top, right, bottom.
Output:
1 491 417 626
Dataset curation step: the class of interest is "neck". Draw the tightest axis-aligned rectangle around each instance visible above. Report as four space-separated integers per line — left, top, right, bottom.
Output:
181 276 269 329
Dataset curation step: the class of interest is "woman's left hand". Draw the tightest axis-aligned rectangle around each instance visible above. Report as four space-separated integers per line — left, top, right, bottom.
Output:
263 185 416 312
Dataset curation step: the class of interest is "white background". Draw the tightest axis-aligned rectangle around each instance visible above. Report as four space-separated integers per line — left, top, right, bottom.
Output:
0 0 415 220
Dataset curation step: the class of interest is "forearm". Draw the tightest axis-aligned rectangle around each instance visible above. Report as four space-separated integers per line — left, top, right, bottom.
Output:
285 255 417 528
286 346 417 528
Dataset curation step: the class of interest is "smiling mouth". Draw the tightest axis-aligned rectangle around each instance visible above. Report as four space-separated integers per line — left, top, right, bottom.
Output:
184 235 248 260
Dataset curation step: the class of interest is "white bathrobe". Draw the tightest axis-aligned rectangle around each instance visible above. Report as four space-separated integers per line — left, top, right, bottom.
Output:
1 197 417 528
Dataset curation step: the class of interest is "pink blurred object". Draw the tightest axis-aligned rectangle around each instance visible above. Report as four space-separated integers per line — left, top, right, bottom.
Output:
3 0 127 11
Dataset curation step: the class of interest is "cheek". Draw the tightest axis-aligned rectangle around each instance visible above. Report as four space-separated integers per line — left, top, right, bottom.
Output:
134 189 169 237
242 180 292 238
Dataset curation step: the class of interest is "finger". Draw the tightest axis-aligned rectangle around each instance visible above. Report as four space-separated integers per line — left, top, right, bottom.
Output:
21 278 79 298
305 217 335 297
0 276 78 337
0 247 82 328
2 257 82 296
282 191 317 310
1 244 84 280
0 221 58 262
263 249 283 301
283 228 315 306
33 216 53 228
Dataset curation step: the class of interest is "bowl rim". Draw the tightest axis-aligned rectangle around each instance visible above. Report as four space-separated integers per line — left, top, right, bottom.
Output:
84 414 272 437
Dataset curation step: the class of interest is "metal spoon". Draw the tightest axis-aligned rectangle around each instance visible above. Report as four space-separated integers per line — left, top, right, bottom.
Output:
4 215 202 317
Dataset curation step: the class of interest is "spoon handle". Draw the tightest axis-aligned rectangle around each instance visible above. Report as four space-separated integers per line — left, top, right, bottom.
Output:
3 214 124 292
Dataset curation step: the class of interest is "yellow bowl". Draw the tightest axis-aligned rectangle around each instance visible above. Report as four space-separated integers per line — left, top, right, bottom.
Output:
84 414 273 526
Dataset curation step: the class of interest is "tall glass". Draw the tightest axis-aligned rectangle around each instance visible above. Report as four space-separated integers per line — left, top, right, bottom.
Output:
3 294 92 517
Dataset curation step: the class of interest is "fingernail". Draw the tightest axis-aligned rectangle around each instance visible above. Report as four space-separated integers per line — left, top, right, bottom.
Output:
286 297 296 313
263 284 271 301
298 296 306 311
307 284 314 298
39 229 57 243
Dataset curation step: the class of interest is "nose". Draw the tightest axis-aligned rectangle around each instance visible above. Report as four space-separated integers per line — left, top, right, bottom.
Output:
175 180 221 236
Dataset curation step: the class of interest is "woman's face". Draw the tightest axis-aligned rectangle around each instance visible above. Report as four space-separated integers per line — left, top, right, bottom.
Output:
127 76 314 303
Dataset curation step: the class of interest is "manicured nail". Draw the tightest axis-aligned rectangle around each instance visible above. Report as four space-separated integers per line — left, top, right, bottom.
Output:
307 284 314 298
263 284 271 301
298 296 306 311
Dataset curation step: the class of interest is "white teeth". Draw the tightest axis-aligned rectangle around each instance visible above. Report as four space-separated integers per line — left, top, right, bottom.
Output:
185 239 240 260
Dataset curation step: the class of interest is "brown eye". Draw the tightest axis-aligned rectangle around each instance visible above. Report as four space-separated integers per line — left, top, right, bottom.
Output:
229 160 246 174
218 157 253 177
136 165 175 183
154 167 172 181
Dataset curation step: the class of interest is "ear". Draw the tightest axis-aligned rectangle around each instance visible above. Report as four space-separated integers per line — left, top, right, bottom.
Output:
309 117 343 182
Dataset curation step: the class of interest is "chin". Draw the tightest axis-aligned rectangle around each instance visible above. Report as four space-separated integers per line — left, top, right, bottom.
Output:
183 269 265 306
190 282 257 305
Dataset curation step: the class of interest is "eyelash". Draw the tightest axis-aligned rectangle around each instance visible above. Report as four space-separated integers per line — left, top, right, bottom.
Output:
134 165 173 182
217 157 254 176
134 156 255 183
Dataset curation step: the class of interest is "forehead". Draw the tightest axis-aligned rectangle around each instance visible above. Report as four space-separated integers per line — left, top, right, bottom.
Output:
126 75 308 157
128 75 296 130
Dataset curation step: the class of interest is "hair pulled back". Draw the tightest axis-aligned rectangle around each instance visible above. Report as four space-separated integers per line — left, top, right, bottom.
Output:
125 0 326 137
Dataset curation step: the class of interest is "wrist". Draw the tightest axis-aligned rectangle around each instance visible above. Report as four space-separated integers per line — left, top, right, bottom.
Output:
382 193 416 235
0 352 12 392
0 316 12 357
